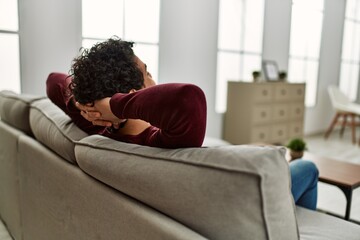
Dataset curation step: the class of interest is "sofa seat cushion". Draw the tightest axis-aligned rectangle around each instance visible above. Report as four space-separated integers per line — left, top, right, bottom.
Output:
0 90 45 135
296 206 360 240
75 135 299 240
30 99 88 164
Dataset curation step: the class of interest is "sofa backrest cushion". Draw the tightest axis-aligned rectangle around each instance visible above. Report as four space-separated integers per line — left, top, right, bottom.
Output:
30 99 88 164
0 90 45 135
75 135 299 240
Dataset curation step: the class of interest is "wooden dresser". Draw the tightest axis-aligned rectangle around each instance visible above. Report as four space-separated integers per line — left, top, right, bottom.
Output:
223 81 305 145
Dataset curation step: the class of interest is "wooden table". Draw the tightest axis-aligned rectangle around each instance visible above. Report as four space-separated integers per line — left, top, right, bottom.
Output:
300 152 360 221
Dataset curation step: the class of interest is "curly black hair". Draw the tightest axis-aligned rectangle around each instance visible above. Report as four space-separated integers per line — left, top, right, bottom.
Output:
69 37 144 104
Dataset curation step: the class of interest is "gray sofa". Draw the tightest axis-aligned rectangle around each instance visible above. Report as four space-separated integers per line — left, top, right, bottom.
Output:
0 90 359 240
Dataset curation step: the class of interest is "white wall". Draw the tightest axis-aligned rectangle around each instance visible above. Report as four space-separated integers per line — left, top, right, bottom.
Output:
262 0 292 72
17 0 348 138
158 0 221 137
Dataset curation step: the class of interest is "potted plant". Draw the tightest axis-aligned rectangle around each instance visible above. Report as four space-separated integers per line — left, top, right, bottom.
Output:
286 138 307 161
252 71 261 82
279 71 287 81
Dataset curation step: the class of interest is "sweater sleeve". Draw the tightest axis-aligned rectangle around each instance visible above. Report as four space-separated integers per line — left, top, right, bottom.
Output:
46 72 105 135
109 83 207 148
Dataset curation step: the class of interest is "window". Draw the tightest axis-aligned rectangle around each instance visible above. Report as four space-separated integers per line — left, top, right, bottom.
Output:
82 0 160 81
0 0 21 93
288 0 324 107
216 0 265 113
339 0 360 101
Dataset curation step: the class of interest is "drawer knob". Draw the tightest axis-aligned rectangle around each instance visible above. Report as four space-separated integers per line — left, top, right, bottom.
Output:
261 112 267 118
262 90 268 96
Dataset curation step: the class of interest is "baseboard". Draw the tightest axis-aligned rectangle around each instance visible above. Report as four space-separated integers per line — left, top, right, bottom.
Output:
304 130 326 137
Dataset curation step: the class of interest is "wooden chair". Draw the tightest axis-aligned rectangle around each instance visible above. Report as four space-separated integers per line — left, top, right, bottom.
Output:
324 86 360 144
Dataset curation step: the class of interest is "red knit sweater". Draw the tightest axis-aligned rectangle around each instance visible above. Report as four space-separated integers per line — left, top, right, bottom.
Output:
46 72 207 148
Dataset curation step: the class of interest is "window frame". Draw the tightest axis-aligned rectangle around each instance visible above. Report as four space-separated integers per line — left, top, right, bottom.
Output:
81 0 160 82
0 0 21 93
216 0 265 113
339 0 360 101
287 0 324 108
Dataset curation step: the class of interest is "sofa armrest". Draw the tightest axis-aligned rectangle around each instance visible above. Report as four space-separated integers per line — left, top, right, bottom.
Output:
0 90 44 135
75 135 299 240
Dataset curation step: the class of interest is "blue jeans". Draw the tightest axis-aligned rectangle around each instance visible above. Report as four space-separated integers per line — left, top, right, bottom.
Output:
289 160 319 210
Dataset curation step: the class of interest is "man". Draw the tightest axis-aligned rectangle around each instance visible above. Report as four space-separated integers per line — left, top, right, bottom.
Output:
47 37 206 148
47 37 318 210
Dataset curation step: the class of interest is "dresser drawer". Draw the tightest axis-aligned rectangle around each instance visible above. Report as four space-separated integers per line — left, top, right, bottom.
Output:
253 85 273 102
290 84 305 101
252 106 272 124
272 104 290 121
274 85 290 101
271 124 288 143
289 122 304 138
251 126 271 143
289 103 304 119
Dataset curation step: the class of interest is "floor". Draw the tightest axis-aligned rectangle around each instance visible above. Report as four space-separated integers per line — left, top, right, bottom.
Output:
305 129 360 223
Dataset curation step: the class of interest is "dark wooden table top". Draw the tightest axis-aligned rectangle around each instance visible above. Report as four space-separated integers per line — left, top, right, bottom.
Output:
301 152 360 189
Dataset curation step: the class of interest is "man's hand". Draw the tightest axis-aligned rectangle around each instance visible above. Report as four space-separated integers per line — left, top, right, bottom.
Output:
75 98 122 127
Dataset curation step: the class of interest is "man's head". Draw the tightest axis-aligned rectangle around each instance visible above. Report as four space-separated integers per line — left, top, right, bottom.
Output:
69 37 144 104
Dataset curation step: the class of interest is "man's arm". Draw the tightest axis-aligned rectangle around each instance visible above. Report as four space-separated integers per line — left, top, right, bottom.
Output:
46 72 105 134
109 83 207 148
